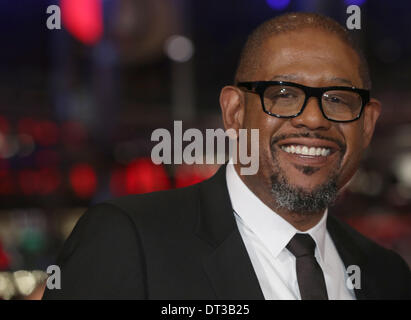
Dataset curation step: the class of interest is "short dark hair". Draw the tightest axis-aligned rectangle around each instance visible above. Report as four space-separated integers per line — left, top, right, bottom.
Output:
234 12 371 89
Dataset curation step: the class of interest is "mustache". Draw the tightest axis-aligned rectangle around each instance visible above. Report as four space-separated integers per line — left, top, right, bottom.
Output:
271 132 346 153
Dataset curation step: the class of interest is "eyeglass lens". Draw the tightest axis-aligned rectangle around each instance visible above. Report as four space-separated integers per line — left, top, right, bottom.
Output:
263 85 362 121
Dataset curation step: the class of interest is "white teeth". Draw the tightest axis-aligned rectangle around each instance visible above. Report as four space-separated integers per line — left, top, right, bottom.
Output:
321 149 329 156
281 145 331 157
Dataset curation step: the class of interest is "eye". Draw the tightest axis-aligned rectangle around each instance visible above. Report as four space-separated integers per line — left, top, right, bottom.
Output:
328 96 341 103
271 88 297 99
324 94 348 105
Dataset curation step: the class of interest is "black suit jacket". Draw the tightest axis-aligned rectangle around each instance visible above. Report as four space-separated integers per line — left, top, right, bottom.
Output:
43 165 411 299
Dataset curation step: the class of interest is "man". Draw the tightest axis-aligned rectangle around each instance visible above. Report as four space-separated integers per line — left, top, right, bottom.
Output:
43 12 411 300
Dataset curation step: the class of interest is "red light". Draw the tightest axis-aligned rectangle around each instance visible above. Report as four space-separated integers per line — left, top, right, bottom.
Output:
174 165 217 188
0 241 10 270
33 121 59 147
61 0 103 45
69 163 97 198
124 158 170 195
175 174 205 188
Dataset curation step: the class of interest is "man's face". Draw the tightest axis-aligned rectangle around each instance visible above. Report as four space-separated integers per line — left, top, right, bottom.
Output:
232 28 380 212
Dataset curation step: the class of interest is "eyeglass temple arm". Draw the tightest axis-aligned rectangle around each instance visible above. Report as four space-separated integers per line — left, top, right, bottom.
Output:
236 82 256 91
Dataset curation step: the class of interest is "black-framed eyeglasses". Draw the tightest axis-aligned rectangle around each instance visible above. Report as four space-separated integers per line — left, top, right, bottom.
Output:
236 81 370 123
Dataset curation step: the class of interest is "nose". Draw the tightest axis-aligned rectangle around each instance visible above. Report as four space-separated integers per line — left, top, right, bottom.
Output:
290 97 332 131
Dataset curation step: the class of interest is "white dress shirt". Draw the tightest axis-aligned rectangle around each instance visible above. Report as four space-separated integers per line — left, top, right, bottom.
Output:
225 162 355 300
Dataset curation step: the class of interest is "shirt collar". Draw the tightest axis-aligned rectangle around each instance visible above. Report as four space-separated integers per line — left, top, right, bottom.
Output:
226 161 327 261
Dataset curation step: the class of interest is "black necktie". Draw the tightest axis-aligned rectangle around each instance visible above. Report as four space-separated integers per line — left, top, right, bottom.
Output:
286 233 329 300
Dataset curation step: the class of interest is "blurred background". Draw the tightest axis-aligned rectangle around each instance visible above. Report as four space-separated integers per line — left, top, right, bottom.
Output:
0 0 410 299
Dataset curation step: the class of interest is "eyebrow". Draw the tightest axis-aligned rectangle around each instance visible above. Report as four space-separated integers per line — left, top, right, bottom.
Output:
268 74 355 87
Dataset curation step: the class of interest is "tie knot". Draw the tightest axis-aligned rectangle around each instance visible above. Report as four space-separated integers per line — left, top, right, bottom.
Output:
286 233 316 258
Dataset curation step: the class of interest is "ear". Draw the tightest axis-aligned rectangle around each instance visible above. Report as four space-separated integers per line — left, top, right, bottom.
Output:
219 86 246 133
362 98 382 148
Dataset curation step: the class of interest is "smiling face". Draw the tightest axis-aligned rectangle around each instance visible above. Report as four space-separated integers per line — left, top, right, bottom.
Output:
220 28 381 220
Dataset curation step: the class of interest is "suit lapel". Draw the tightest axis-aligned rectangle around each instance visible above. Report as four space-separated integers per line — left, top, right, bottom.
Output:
202 230 265 299
327 214 378 300
195 165 264 300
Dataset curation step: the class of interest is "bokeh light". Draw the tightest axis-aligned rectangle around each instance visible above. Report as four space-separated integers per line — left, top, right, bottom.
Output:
164 35 194 62
344 0 367 6
69 163 97 198
266 0 291 10
61 0 103 45
125 158 170 195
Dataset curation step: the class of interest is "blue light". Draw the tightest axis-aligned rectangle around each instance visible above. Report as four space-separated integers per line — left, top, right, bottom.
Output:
266 0 291 11
344 0 366 5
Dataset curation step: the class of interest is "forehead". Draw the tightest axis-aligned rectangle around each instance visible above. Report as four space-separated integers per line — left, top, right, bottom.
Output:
255 28 362 87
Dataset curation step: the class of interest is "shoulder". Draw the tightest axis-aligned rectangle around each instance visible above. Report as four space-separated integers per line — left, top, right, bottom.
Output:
102 182 202 226
106 183 200 214
64 176 214 254
55 202 141 267
44 201 151 298
62 182 205 250
55 183 199 259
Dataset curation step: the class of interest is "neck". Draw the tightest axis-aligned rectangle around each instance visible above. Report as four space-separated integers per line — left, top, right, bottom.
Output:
234 163 325 231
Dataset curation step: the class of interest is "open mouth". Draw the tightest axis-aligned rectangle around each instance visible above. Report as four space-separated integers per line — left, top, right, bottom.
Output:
280 144 331 157
276 137 341 156
274 137 343 166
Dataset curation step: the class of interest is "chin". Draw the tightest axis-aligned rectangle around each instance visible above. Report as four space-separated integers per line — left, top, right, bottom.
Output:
291 181 327 192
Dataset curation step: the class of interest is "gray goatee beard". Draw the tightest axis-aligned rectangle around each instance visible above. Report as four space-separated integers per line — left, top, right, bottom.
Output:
270 152 341 216
271 171 338 215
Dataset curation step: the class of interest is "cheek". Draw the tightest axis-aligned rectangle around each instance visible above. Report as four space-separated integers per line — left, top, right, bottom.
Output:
339 124 365 187
243 106 283 175
257 117 282 154
244 102 281 146
258 119 286 180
